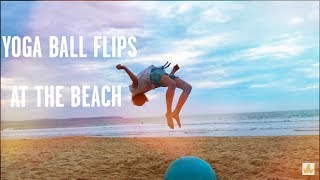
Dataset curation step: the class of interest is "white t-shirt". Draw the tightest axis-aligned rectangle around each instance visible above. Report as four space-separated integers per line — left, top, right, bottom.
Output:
129 65 156 96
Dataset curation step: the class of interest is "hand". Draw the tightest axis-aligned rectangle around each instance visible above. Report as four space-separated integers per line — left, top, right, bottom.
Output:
173 64 180 71
116 64 125 70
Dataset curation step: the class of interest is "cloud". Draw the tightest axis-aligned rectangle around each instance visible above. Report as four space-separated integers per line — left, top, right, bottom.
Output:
1 99 11 106
186 5 238 35
88 28 152 38
289 16 304 25
28 2 144 35
202 7 230 23
307 2 320 21
124 33 229 66
193 78 250 89
145 91 160 101
294 66 319 79
244 44 303 59
292 85 319 91
23 2 149 57
1 1 147 104
1 77 19 90
173 34 229 50
71 61 114 72
250 83 273 88
201 68 230 78
138 2 199 19
240 35 305 60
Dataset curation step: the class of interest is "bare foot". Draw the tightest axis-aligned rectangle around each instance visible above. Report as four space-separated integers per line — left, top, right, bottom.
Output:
172 112 181 128
166 113 174 129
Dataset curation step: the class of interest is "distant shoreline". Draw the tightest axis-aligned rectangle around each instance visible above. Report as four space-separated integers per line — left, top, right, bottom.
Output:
1 109 318 139
2 109 318 122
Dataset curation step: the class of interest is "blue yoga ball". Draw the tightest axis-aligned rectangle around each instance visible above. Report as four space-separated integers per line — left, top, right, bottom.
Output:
165 156 217 180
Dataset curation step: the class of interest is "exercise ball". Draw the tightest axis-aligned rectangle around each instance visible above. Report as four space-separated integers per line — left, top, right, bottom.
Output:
165 156 217 180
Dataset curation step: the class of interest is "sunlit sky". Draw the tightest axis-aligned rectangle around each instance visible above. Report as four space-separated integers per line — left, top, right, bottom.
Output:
1 1 319 121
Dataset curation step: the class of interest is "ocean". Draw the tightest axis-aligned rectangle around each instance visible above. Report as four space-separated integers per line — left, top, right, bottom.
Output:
1 109 319 139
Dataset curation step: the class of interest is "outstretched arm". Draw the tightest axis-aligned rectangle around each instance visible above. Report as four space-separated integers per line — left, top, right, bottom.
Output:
116 64 138 88
169 64 180 75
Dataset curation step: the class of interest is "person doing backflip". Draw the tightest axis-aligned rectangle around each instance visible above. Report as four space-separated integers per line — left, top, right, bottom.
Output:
116 62 192 129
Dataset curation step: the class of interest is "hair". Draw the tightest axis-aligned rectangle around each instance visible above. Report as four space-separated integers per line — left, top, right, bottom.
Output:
132 93 149 106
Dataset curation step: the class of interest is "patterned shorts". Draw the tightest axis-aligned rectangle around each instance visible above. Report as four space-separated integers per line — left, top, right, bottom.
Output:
150 67 178 87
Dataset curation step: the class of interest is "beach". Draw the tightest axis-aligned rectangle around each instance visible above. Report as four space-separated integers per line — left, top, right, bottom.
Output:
1 136 319 179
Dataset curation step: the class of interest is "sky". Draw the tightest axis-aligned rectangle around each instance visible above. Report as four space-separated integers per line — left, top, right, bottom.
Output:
1 1 319 121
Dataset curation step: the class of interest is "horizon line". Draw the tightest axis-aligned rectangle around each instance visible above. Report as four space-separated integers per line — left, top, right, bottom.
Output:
1 108 319 122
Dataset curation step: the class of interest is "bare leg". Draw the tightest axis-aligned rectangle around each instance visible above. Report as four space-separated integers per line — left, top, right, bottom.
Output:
172 78 192 128
160 75 176 129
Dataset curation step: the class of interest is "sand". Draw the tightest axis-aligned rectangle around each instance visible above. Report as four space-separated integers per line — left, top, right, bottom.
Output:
1 136 319 180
